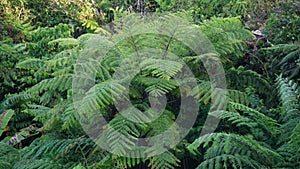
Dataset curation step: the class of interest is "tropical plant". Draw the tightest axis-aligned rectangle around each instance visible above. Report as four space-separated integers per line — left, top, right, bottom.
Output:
1 1 299 169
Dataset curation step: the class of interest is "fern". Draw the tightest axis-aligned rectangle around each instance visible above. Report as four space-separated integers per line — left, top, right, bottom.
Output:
209 110 257 129
16 59 45 70
148 151 180 169
140 58 183 80
96 114 146 156
267 43 300 79
229 102 279 132
227 89 251 106
79 80 126 113
276 76 300 168
136 77 179 97
27 76 72 95
4 11 298 169
188 133 283 169
227 66 271 94
113 149 147 168
14 159 67 169
48 38 79 48
0 142 19 168
200 17 255 61
1 94 32 109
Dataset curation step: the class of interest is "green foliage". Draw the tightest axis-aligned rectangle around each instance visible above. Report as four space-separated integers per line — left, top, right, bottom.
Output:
0 142 19 168
148 151 180 169
25 24 73 58
200 17 255 62
276 76 300 168
0 0 33 42
1 1 300 169
227 66 271 94
266 43 300 80
188 133 282 169
265 1 300 44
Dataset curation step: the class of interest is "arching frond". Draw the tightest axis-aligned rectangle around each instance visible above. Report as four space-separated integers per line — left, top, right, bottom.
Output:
210 110 257 129
79 80 126 113
227 66 271 94
97 114 145 156
48 38 79 48
188 133 283 169
16 59 45 70
1 94 32 109
27 75 72 95
228 102 280 135
200 17 255 61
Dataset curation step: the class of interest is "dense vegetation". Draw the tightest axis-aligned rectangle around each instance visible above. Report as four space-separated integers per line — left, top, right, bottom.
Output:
0 0 299 168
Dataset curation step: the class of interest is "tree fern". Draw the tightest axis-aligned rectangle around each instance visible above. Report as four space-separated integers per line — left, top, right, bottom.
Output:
3 10 296 169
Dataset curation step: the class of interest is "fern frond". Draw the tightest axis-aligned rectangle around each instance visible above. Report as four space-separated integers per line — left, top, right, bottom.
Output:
276 76 300 141
79 80 126 114
188 133 282 168
97 114 145 156
46 57 74 71
48 38 79 48
276 75 299 119
145 110 176 137
267 43 300 78
200 17 255 60
0 142 19 168
27 75 72 95
227 66 271 94
16 58 45 70
135 77 179 97
227 89 250 106
148 151 180 169
114 149 147 168
229 102 280 135
191 80 212 104
62 103 79 131
23 137 94 161
209 110 257 128
196 154 263 169
140 58 183 80
0 41 16 54
14 158 68 169
1 94 32 108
